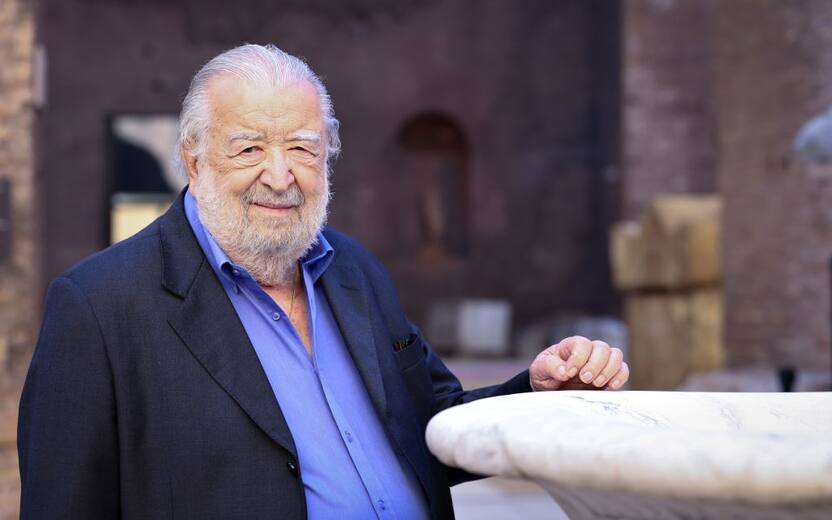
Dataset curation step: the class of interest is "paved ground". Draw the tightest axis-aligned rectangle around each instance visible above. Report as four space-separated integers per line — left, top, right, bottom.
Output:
443 358 570 519
452 477 568 520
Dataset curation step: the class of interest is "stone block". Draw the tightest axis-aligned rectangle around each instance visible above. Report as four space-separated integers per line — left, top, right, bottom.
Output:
609 221 647 291
689 288 724 372
641 195 721 289
626 288 723 390
610 195 721 291
427 299 512 356
626 292 689 389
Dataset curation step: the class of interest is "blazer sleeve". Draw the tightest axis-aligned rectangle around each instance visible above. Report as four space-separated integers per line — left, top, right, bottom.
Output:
417 324 534 487
18 276 120 519
426 344 532 413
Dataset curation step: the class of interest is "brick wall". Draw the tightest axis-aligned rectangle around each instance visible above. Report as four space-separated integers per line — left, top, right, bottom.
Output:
0 0 37 517
40 0 621 329
621 0 716 219
715 0 832 369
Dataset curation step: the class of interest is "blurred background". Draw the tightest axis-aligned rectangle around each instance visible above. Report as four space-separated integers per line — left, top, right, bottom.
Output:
1 0 831 517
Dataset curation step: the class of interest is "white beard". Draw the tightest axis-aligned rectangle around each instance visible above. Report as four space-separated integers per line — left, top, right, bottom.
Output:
192 171 330 286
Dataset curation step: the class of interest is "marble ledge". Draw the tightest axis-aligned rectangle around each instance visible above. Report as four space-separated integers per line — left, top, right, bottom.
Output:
426 391 832 509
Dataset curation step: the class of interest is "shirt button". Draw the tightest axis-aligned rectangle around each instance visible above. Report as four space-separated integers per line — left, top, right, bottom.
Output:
344 430 353 443
233 285 240 294
286 460 299 477
232 269 241 277
377 499 386 511
272 311 281 321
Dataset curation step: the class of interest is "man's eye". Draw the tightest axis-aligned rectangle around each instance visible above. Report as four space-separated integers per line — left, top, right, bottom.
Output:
291 147 314 155
240 146 260 155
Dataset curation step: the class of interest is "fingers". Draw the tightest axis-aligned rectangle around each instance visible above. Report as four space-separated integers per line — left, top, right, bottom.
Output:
577 341 611 386
593 347 623 388
607 361 630 390
536 337 630 392
560 336 593 379
529 349 571 391
541 349 570 381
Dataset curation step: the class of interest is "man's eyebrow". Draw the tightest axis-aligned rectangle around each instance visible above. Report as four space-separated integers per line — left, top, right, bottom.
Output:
228 131 264 143
287 130 321 144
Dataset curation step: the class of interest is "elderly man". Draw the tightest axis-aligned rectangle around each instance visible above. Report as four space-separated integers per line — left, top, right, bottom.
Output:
18 44 628 519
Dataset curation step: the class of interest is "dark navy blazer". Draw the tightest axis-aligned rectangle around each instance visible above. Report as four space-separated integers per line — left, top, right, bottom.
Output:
18 193 532 519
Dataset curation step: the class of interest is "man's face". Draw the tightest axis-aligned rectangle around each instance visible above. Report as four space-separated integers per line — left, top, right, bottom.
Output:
184 75 330 265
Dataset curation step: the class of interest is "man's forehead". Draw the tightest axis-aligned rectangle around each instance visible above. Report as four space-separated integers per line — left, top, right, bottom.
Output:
206 76 325 143
209 74 320 108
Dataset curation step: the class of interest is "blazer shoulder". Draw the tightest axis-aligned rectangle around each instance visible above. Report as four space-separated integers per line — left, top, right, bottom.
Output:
321 227 368 256
60 218 163 295
322 228 388 278
322 227 409 319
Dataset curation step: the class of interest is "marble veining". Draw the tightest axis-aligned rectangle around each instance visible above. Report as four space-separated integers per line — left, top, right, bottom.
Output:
426 391 832 517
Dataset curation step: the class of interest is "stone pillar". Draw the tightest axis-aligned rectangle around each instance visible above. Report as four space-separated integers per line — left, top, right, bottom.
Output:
621 0 716 218
0 0 38 517
715 0 832 369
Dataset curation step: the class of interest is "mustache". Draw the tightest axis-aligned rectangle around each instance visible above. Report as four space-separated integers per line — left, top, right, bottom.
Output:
241 184 305 207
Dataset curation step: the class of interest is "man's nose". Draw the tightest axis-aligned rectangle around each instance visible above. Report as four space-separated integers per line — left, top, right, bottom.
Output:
258 150 295 191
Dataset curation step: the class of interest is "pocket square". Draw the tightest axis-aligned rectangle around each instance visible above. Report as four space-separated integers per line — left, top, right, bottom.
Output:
393 333 418 353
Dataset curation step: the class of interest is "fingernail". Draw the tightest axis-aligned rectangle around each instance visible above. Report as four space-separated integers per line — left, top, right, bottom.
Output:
568 367 578 378
593 375 606 386
581 371 593 383
611 379 620 388
558 366 566 376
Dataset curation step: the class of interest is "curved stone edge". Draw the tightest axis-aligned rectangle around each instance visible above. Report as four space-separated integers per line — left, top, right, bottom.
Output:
426 392 832 505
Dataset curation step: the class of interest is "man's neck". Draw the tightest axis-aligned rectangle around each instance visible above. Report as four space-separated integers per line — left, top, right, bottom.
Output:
220 243 304 287
262 265 313 356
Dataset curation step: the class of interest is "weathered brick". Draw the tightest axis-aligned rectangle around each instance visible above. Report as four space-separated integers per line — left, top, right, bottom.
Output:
621 0 717 219
0 0 37 517
714 0 832 369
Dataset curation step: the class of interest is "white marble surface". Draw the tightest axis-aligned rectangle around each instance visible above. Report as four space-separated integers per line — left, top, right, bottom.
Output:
427 391 832 517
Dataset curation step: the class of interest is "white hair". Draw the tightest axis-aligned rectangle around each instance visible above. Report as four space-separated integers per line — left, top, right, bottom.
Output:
177 43 341 174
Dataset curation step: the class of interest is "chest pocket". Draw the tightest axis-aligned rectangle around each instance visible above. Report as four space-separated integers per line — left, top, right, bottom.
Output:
393 333 427 371
392 334 434 422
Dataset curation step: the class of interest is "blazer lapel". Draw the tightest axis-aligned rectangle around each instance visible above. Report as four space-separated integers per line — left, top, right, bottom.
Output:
160 194 297 457
320 259 388 419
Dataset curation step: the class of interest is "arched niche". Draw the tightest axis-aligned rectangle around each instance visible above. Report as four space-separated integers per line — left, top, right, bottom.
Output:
398 112 470 260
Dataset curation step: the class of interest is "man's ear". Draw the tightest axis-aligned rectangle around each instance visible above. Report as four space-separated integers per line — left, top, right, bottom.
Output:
180 145 199 186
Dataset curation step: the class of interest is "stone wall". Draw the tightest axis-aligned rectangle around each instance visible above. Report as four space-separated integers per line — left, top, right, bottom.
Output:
40 0 621 329
621 0 716 219
0 0 38 517
715 0 832 369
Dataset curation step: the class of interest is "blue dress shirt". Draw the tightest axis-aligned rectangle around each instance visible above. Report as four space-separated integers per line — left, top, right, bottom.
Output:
184 192 430 519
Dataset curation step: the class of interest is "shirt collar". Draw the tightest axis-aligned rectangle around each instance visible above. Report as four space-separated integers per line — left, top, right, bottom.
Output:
301 233 335 284
184 189 335 285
